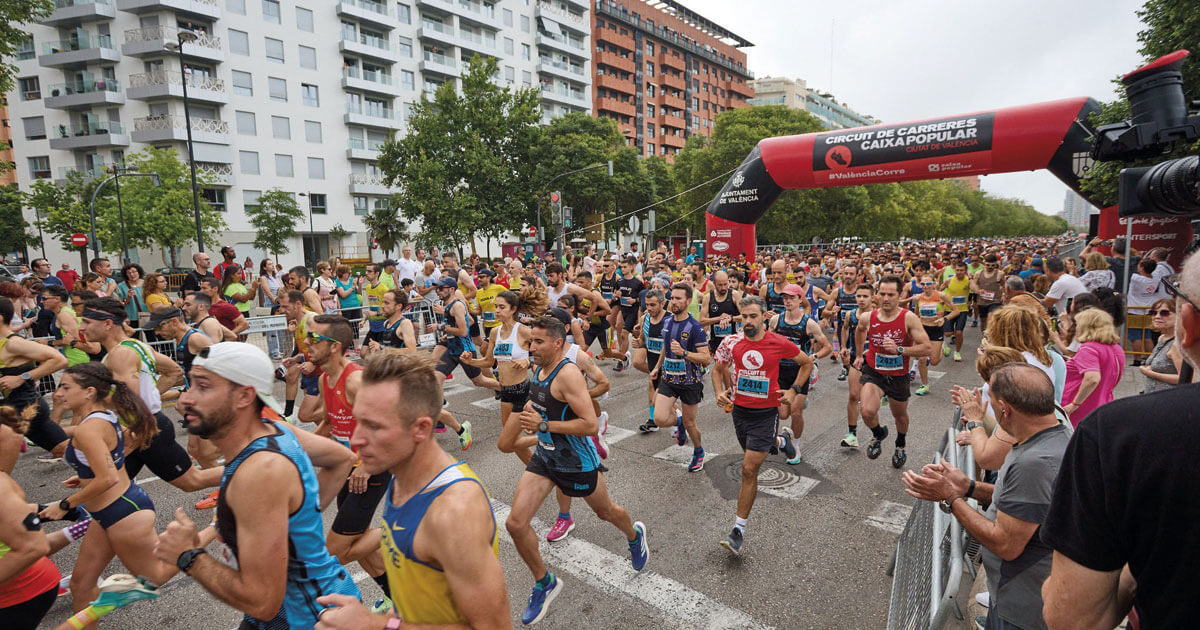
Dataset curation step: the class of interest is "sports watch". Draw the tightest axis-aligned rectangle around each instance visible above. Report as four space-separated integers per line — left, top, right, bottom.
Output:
176 548 206 573
537 420 549 433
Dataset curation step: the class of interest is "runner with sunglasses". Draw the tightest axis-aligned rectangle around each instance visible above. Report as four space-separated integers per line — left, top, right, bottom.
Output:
972 253 1006 333
912 274 956 396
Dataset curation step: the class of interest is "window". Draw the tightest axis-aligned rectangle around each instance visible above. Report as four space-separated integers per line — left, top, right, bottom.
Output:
229 30 249 55
646 143 654 157
271 115 290 139
201 189 226 212
274 154 293 177
18 77 40 101
646 84 655 97
522 43 530 60
22 117 45 140
301 83 319 107
239 151 260 175
309 193 327 214
307 157 325 179
268 76 286 101
646 123 654 138
520 15 529 32
503 38 514 55
227 0 245 14
243 189 261 213
15 35 33 60
400 70 414 90
353 196 368 216
304 120 322 143
235 110 256 135
646 62 654 76
397 3 411 23
28 156 50 179
397 36 412 58
647 104 655 117
262 0 281 23
265 38 284 63
646 42 654 55
503 8 513 26
504 66 514 84
522 70 531 87
232 70 253 95
299 45 316 69
296 7 314 31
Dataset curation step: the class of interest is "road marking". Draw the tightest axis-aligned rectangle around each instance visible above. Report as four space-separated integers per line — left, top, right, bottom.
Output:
443 381 476 397
761 476 821 501
604 426 636 446
864 500 912 535
927 370 946 380
471 397 501 410
490 499 772 630
651 444 717 468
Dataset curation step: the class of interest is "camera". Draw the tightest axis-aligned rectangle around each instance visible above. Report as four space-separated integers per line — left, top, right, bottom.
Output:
1092 50 1200 217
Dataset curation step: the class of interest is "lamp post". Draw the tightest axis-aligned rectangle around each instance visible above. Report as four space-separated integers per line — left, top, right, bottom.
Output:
88 171 161 261
298 192 314 267
167 30 204 253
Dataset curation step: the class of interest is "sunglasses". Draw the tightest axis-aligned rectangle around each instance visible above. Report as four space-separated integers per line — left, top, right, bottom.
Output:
1162 274 1200 314
305 331 339 345
1151 309 1174 317
920 282 934 286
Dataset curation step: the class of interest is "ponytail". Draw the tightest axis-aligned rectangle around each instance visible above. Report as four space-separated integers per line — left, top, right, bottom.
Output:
0 402 35 435
63 363 159 450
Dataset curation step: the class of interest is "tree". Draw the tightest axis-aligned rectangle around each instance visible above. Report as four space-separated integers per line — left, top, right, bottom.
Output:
379 55 542 253
0 183 38 257
0 1 54 178
28 175 101 269
361 203 406 259
246 188 305 261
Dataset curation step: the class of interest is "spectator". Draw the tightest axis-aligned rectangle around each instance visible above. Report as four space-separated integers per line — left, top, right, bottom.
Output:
1079 252 1115 292
1090 286 1127 328
380 259 399 289
986 305 1065 400
1062 256 1080 277
89 257 118 296
220 265 256 318
1019 256 1044 280
13 263 29 282
952 345 1027 471
200 277 248 336
905 363 1070 630
258 259 283 359
1042 261 1200 630
115 262 146 324
334 264 362 324
1048 292 1101 358
395 246 420 284
1061 309 1125 427
1044 257 1089 315
1127 258 1169 357
28 258 62 288
143 273 170 310
313 261 338 313
180 251 214 296
1147 247 1175 279
1139 297 1181 394
54 262 77 289
413 258 439 308
80 272 104 296
212 245 239 281
0 282 34 337
1031 273 1051 295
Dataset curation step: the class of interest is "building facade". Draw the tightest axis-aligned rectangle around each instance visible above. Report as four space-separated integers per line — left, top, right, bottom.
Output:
591 0 753 161
7 0 591 269
1060 189 1094 227
748 75 877 130
1 102 14 185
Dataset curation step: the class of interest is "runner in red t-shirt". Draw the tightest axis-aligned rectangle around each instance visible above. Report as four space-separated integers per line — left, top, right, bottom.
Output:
712 295 814 555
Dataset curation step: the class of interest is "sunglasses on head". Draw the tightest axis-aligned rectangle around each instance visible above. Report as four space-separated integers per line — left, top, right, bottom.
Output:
1162 273 1200 313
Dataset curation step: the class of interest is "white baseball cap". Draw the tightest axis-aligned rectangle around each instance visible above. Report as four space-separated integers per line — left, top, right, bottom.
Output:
191 342 285 415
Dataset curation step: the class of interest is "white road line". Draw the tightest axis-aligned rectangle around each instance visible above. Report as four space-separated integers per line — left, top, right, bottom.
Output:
471 397 501 410
603 426 636 446
927 369 947 380
490 499 772 630
864 500 912 535
761 476 820 501
651 444 717 468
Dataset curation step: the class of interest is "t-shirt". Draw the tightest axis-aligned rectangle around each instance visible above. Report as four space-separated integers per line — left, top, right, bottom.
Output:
1042 384 1200 630
395 258 420 283
1128 274 1167 309
474 284 505 329
1061 341 1124 427
1105 255 1140 292
181 269 214 294
981 423 1070 630
223 282 253 313
55 269 79 289
209 300 242 331
413 272 439 307
1045 274 1089 312
659 315 706 386
713 331 800 408
363 281 390 315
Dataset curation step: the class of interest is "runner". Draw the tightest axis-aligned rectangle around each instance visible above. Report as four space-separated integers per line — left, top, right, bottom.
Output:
634 289 668 434
360 263 392 342
313 351 510 629
571 271 615 358
911 274 956 396
939 261 971 362
41 285 91 367
287 266 326 314
838 284 874 448
0 296 69 460
826 264 861 381
612 256 645 371
361 289 417 356
469 267 505 348
769 285 832 464
466 290 534 463
852 276 933 468
712 296 814 554
759 260 791 317
427 277 492 446
700 269 742 361
277 290 324 425
650 283 712 472
596 258 623 360
972 253 1006 333
182 292 237 343
503 315 647 625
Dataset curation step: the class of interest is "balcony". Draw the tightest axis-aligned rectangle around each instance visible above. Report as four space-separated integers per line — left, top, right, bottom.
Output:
595 50 634 74
38 34 120 68
419 51 458 77
660 92 685 110
536 32 587 59
661 133 686 149
595 27 633 52
45 78 124 109
595 96 635 117
540 84 588 110
339 35 394 63
336 0 400 30
116 0 220 20
342 67 402 96
414 0 501 30
660 72 685 91
348 173 394 195
535 1 588 35
455 28 496 55
196 161 232 186
55 164 110 185
595 73 632 94
660 113 685 129
131 114 229 144
45 0 116 27
49 121 129 150
123 27 223 63
344 105 403 130
127 70 227 104
416 19 456 47
536 58 588 84
347 137 385 160
658 53 685 72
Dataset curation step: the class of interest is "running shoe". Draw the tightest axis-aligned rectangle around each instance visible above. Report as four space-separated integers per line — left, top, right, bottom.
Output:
613 357 627 372
458 421 473 450
720 528 743 555
58 574 71 596
970 318 978 328
779 427 798 463
841 433 859 448
284 414 302 426
521 574 562 625
837 367 848 381
37 453 62 463
943 344 952 357
91 574 159 610
435 421 447 433
675 411 687 446
597 411 609 435
908 366 917 379
546 516 574 542
915 384 931 396
880 395 888 405
629 521 649 571
637 419 658 433
591 433 609 460
892 448 907 469
867 426 889 460
370 596 394 614
953 351 963 362
809 365 819 386
688 448 705 472
194 489 220 510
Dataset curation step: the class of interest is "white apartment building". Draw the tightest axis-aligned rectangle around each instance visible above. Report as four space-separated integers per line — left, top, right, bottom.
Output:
8 0 591 270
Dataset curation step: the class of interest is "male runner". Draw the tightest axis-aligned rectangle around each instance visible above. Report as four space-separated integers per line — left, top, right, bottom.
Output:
853 277 933 468
650 283 711 472
713 296 814 554
360 263 392 341
504 316 648 625
971 253 1005 333
612 256 645 371
200 278 249 336
362 289 416 356
826 263 861 380
839 283 874 447
635 289 669 434
471 267 505 345
571 271 615 358
429 277 498 395
939 261 971 362
760 260 792 317
277 289 324 425
700 269 742 360
182 292 236 342
770 284 832 464
288 266 327 314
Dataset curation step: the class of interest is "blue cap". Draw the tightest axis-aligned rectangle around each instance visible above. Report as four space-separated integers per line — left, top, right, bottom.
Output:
434 276 458 288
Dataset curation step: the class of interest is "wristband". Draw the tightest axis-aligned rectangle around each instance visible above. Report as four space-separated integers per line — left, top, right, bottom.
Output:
385 618 402 629
177 548 205 573
965 479 976 499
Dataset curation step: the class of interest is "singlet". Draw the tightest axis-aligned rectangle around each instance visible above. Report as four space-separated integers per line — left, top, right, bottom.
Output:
442 299 476 355
863 309 912 376
845 309 866 360
529 359 599 473
916 290 946 321
707 290 739 340
293 311 313 357
836 285 858 313
63 410 125 480
642 313 665 358
0 334 38 405
774 313 813 365
49 312 89 366
321 363 363 450
908 279 924 298
380 461 498 625
597 273 618 305
474 284 505 329
975 270 1004 305
547 282 569 308
617 277 644 313
215 420 359 627
363 281 390 316
368 317 408 349
659 315 706 385
176 328 211 385
765 283 787 314
493 323 528 362
945 275 971 312
104 338 161 415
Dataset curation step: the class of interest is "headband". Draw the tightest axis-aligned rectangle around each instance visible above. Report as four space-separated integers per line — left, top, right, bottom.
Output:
82 309 126 323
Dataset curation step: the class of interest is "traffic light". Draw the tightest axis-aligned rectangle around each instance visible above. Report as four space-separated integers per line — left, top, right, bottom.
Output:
563 206 573 229
550 191 562 225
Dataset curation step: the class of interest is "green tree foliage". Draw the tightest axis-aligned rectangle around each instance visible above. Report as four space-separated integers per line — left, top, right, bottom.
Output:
379 55 542 253
28 175 100 268
0 1 52 96
361 204 406 258
0 183 39 255
246 188 305 259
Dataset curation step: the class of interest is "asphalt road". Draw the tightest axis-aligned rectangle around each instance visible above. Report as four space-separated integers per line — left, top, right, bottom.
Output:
14 324 1074 629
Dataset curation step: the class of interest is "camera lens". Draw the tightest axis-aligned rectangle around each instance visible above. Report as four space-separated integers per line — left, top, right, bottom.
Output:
1144 155 1200 215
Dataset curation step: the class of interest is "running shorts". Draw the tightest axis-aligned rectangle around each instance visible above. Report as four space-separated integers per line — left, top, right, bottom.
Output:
859 364 912 402
331 471 391 536
924 324 944 343
732 405 780 453
125 411 192 483
526 454 598 498
656 380 703 405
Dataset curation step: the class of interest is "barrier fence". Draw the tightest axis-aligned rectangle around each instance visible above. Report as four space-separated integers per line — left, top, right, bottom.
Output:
886 409 979 630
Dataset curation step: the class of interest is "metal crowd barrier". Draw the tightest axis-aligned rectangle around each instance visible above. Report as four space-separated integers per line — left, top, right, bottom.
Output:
886 409 979 630
1124 305 1155 360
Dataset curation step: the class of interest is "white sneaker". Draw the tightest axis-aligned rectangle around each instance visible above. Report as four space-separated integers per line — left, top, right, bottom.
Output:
597 411 609 436
975 591 990 608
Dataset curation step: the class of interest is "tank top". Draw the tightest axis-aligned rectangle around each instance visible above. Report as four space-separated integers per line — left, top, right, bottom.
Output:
846 309 866 359
0 552 58 608
597 274 618 304
945 275 971 312
864 309 912 376
321 363 363 450
774 313 812 365
293 309 316 356
493 323 528 362
104 338 161 414
707 290 738 339
908 279 924 298
442 299 476 355
214 420 359 627
642 312 665 357
49 312 90 366
547 282 569 308
378 317 407 349
529 359 598 473
63 410 125 479
380 461 498 625
176 328 211 385
765 283 787 314
916 290 946 320
0 334 38 405
975 270 1004 305
836 285 858 312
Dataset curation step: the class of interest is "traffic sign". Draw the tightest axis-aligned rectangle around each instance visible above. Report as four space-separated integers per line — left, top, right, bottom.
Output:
529 226 538 238
71 233 88 247
628 216 640 233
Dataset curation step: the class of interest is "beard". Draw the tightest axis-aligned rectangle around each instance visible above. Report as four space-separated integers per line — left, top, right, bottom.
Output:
180 403 235 438
742 323 759 338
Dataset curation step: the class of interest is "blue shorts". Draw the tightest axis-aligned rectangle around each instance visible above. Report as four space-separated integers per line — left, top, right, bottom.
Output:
92 483 154 529
301 372 320 396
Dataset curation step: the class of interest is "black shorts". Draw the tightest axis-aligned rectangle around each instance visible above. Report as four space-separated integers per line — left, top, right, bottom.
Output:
709 335 729 353
777 364 810 395
732 405 780 453
22 398 66 453
1 585 57 630
656 380 703 405
582 322 609 349
620 308 639 332
943 313 968 333
500 380 530 408
125 411 192 482
977 303 1000 319
924 324 944 342
331 470 391 536
646 353 661 389
526 454 598 498
435 346 482 379
859 365 912 402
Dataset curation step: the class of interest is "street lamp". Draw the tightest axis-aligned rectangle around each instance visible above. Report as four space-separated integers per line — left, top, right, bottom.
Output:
298 192 314 266
166 30 204 253
88 170 161 261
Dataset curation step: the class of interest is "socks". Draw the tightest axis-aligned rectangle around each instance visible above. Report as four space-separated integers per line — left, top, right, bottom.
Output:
733 516 747 533
284 399 295 416
455 425 465 436
372 573 391 598
536 572 554 588
63 518 92 542
557 512 570 521
896 432 906 449
848 424 857 436
648 404 655 422
872 425 887 440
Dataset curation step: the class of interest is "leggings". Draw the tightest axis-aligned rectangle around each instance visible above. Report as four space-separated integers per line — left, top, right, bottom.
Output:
2 586 57 630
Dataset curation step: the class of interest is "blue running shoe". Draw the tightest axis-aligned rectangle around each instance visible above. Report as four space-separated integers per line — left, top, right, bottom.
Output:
721 528 744 555
629 521 649 571
675 412 687 446
521 573 562 625
688 448 705 472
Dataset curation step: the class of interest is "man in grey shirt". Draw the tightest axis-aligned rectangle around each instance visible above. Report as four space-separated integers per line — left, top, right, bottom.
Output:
903 363 1070 629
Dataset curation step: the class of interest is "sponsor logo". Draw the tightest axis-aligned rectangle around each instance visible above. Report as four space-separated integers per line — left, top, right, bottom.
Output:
1071 152 1094 178
825 145 852 169
743 349 763 370
712 241 729 252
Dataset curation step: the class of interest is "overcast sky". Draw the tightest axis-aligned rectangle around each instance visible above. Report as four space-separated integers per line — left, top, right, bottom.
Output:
680 0 1148 215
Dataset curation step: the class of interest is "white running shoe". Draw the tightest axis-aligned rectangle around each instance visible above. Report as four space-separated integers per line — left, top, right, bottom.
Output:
597 411 609 435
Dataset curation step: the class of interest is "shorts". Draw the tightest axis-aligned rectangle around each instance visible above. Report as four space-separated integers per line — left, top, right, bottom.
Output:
483 324 500 340
300 372 321 396
656 380 703 405
943 314 967 333
778 364 809 395
92 482 154 529
924 324 944 342
470 320 485 340
620 308 639 332
2 585 57 630
21 398 66 454
582 322 609 349
977 303 1000 319
859 364 912 403
435 346 482 379
500 380 530 408
526 453 598 498
732 405 780 453
709 335 729 353
331 470 391 536
125 411 192 482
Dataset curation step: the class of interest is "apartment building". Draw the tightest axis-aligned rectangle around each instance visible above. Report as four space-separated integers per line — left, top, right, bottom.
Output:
748 76 878 130
7 0 591 268
1 103 14 185
591 0 753 161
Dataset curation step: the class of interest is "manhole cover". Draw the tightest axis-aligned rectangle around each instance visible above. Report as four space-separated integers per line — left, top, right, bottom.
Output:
724 460 799 489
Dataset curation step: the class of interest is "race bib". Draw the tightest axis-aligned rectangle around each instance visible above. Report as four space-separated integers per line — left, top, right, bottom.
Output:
646 337 664 353
918 303 938 318
875 353 903 371
483 311 496 322
602 291 614 301
714 323 732 336
664 357 685 375
951 295 967 306
495 342 512 357
979 290 996 302
736 374 770 398
620 296 635 307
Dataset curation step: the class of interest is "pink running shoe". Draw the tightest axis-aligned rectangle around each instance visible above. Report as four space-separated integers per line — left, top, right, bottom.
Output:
546 515 575 542
591 434 609 460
